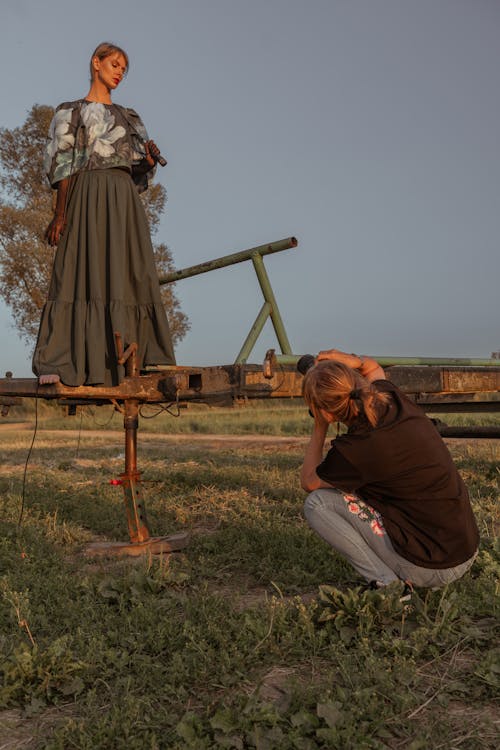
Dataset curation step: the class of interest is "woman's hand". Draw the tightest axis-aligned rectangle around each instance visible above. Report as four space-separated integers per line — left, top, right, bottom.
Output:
133 141 164 177
316 348 386 383
47 178 70 245
316 349 362 368
45 214 66 246
144 140 162 168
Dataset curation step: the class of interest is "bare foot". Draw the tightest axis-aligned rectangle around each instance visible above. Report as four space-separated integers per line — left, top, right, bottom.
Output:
38 374 60 385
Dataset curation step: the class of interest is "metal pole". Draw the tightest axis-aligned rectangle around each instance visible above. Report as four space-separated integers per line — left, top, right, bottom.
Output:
121 398 151 544
158 237 297 285
235 302 272 364
124 399 138 475
251 253 292 356
434 425 500 439
275 354 500 367
115 338 152 545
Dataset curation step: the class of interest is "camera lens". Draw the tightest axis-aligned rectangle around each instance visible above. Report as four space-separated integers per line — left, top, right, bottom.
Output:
297 355 315 375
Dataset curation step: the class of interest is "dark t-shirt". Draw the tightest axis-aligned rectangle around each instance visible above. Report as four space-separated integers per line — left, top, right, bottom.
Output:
316 380 479 568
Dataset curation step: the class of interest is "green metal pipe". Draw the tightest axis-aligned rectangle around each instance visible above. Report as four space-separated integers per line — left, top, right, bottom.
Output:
374 356 500 367
275 355 500 367
235 301 272 364
252 253 293 356
158 237 298 285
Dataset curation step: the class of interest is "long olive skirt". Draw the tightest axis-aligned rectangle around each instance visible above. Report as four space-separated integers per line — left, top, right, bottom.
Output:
33 168 176 386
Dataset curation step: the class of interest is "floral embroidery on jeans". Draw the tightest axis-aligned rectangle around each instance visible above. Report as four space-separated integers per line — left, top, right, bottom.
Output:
369 519 385 536
343 494 386 536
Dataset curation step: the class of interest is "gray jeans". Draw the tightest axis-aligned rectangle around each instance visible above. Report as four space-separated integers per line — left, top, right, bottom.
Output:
304 488 477 587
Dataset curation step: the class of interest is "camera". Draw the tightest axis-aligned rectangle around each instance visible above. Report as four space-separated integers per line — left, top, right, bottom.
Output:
297 354 315 375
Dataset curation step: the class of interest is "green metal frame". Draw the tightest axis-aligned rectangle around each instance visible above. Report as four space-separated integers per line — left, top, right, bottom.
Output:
159 237 297 363
159 235 499 368
275 355 500 367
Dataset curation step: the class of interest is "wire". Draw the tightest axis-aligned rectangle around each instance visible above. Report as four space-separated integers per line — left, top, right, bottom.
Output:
88 404 118 428
18 389 39 528
139 401 180 418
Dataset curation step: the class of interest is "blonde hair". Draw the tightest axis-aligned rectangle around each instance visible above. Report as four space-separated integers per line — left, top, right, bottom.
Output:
90 42 129 81
302 360 390 428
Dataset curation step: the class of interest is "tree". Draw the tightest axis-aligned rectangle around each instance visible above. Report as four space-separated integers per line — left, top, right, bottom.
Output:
0 104 189 347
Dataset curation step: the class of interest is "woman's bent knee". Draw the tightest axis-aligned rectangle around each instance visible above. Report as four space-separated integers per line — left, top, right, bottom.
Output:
303 488 343 523
304 490 321 514
304 492 319 526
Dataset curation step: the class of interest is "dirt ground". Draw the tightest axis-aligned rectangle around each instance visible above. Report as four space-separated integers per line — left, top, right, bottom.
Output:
0 422 310 448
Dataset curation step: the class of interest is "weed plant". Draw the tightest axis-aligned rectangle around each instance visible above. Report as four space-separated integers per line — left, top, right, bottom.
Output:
0 417 498 748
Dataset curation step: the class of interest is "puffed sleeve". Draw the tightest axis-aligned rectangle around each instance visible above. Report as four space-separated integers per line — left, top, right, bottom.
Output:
44 103 82 187
124 107 156 193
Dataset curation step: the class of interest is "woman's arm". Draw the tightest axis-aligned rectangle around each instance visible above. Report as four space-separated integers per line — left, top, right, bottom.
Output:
45 178 71 246
316 348 386 383
300 415 335 492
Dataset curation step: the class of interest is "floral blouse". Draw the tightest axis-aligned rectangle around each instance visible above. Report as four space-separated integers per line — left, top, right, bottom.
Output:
44 100 156 193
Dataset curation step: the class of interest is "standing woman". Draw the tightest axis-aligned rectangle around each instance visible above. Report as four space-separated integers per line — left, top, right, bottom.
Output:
33 42 176 386
300 348 479 592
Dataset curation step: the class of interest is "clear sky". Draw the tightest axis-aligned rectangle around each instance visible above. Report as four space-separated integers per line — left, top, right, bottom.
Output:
1 0 499 375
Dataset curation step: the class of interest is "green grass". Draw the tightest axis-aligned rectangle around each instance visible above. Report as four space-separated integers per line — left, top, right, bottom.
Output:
0 409 498 749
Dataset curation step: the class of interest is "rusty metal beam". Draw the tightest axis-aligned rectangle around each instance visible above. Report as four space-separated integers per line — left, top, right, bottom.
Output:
1 364 499 408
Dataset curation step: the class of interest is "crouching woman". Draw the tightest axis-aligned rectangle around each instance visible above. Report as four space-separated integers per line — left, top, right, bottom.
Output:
300 348 479 590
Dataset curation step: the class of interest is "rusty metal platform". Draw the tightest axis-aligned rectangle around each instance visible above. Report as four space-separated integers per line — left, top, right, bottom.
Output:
1 363 499 408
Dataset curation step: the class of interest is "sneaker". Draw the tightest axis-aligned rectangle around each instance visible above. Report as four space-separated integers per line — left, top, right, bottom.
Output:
364 580 385 591
399 582 413 603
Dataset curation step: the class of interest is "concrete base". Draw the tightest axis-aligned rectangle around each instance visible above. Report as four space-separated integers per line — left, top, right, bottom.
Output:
84 532 189 558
